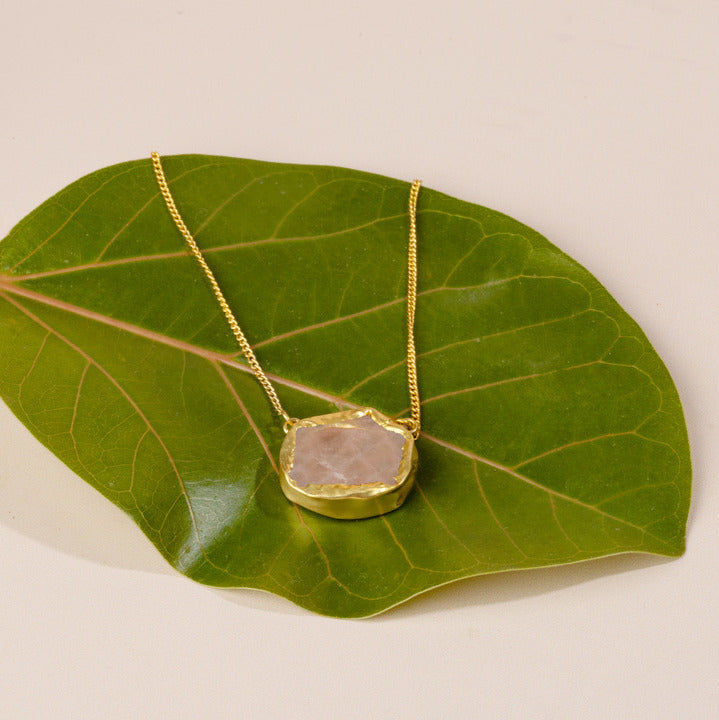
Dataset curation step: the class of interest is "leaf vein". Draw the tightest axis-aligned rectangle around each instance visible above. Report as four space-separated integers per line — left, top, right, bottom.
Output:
0 290 221 573
8 164 143 272
94 161 241 262
472 461 528 559
423 432 677 551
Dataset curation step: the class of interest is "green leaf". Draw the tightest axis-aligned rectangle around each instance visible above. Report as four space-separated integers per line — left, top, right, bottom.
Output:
0 154 690 617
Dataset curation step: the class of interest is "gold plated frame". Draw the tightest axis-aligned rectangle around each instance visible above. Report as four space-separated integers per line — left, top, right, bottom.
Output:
279 407 418 520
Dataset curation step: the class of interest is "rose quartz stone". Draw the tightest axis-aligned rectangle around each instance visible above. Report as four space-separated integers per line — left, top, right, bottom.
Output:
289 414 406 488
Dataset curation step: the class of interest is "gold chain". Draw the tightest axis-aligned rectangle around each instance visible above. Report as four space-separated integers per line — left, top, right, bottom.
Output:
150 152 422 437
402 179 422 438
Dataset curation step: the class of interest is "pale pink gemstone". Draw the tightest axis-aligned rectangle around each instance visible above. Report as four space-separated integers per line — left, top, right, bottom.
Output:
289 414 405 488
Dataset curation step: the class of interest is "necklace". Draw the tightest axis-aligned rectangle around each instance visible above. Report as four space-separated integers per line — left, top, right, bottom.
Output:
150 152 422 520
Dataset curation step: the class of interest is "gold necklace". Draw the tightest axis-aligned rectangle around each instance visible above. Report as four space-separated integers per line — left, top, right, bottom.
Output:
151 152 422 520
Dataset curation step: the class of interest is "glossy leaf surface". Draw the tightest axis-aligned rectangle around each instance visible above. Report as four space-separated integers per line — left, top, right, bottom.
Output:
0 155 690 616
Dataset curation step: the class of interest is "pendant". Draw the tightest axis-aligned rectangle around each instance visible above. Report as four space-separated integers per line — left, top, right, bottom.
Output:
279 407 418 520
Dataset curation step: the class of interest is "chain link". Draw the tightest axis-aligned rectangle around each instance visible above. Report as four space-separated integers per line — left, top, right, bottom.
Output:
151 152 422 437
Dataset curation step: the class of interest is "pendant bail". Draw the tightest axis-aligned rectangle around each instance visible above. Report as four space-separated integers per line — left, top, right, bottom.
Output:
282 415 299 434
395 417 420 439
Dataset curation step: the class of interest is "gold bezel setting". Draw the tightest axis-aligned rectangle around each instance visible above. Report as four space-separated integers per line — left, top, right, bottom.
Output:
279 407 418 520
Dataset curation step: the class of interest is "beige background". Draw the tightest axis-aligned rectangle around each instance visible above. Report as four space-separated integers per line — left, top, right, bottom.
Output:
1 1 718 718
